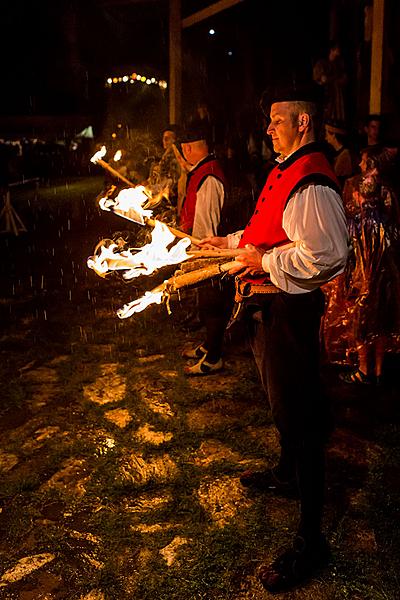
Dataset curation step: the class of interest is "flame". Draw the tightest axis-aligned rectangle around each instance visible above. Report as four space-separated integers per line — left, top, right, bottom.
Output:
90 145 107 163
87 221 191 280
117 289 164 318
98 186 153 225
113 150 122 161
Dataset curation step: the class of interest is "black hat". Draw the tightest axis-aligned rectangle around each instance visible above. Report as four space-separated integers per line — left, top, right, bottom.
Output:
260 81 323 116
180 121 210 144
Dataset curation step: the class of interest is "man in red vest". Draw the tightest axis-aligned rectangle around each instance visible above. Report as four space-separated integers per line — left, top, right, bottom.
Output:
200 83 349 592
178 125 233 375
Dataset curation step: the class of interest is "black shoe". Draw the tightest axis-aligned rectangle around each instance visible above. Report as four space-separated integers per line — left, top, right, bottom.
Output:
258 535 331 593
240 468 299 498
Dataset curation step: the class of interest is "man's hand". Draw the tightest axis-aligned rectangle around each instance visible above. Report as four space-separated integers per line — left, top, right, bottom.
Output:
228 244 266 275
198 236 229 250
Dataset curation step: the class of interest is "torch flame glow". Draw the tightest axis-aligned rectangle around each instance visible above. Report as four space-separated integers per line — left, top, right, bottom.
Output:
87 221 191 280
113 150 122 161
98 186 153 225
90 145 107 164
117 289 164 318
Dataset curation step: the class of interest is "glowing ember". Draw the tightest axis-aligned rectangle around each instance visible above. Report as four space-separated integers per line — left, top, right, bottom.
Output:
98 186 152 225
117 289 164 318
87 221 191 280
90 145 107 164
113 150 122 161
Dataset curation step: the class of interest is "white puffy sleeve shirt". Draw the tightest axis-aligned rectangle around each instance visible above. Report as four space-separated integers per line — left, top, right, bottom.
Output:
226 184 349 294
192 176 225 240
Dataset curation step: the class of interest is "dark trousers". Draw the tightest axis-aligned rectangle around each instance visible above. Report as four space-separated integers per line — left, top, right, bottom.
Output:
246 289 332 540
197 278 235 363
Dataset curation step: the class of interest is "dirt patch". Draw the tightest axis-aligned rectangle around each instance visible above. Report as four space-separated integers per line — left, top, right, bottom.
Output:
159 536 190 566
119 452 178 484
245 424 280 454
123 492 173 514
40 458 90 496
0 450 19 472
197 475 253 527
187 397 258 431
83 362 127 405
0 553 55 587
137 385 175 418
104 407 132 427
135 423 173 445
191 439 242 467
22 426 67 452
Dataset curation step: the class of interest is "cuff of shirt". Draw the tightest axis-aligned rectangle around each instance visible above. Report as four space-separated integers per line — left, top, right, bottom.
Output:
261 251 271 273
226 232 243 249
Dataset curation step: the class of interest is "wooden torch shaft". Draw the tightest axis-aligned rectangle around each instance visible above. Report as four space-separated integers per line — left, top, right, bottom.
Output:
96 159 135 188
167 260 239 291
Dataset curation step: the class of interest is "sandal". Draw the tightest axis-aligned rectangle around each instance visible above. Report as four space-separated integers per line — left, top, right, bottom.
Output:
181 343 207 359
184 356 223 376
339 368 372 385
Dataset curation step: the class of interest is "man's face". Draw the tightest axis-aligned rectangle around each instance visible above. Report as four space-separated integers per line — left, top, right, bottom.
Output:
162 130 176 150
329 46 340 61
267 102 300 157
365 120 380 144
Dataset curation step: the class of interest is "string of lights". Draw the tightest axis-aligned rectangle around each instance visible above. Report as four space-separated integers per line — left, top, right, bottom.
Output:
106 73 167 89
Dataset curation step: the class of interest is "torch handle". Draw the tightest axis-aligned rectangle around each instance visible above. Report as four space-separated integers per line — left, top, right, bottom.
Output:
146 218 201 246
96 159 135 188
167 260 240 291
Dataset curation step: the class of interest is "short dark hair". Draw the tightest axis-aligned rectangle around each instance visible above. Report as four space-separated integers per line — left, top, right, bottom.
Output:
162 124 179 135
364 114 382 126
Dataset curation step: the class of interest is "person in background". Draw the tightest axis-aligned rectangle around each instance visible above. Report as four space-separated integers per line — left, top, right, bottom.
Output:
337 145 400 384
179 125 233 375
200 82 349 592
324 119 354 188
363 114 382 148
313 41 348 123
147 124 184 209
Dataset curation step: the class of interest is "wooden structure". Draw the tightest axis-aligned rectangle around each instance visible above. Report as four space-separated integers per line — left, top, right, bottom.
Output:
0 191 27 236
369 0 385 114
169 0 244 123
169 0 388 122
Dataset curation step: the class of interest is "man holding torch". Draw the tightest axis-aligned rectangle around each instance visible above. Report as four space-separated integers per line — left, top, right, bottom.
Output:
178 124 234 375
200 82 349 592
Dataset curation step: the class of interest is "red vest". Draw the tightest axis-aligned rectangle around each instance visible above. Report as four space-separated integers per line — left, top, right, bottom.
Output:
239 147 339 250
239 145 340 283
180 156 226 234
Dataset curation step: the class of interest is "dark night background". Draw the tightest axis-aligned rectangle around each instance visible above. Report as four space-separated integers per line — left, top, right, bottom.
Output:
2 1 399 142
0 0 334 139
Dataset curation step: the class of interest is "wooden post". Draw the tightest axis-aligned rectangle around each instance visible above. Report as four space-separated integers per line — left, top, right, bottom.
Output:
369 0 385 114
169 0 182 124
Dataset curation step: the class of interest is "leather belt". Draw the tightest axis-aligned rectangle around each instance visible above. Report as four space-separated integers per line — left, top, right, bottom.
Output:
234 277 281 302
227 276 281 329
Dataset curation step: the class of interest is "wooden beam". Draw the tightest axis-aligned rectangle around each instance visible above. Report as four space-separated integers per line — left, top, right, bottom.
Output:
169 0 182 124
369 0 385 114
182 0 244 28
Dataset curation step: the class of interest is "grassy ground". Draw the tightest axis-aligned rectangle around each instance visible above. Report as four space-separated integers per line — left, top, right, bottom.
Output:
0 177 399 599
